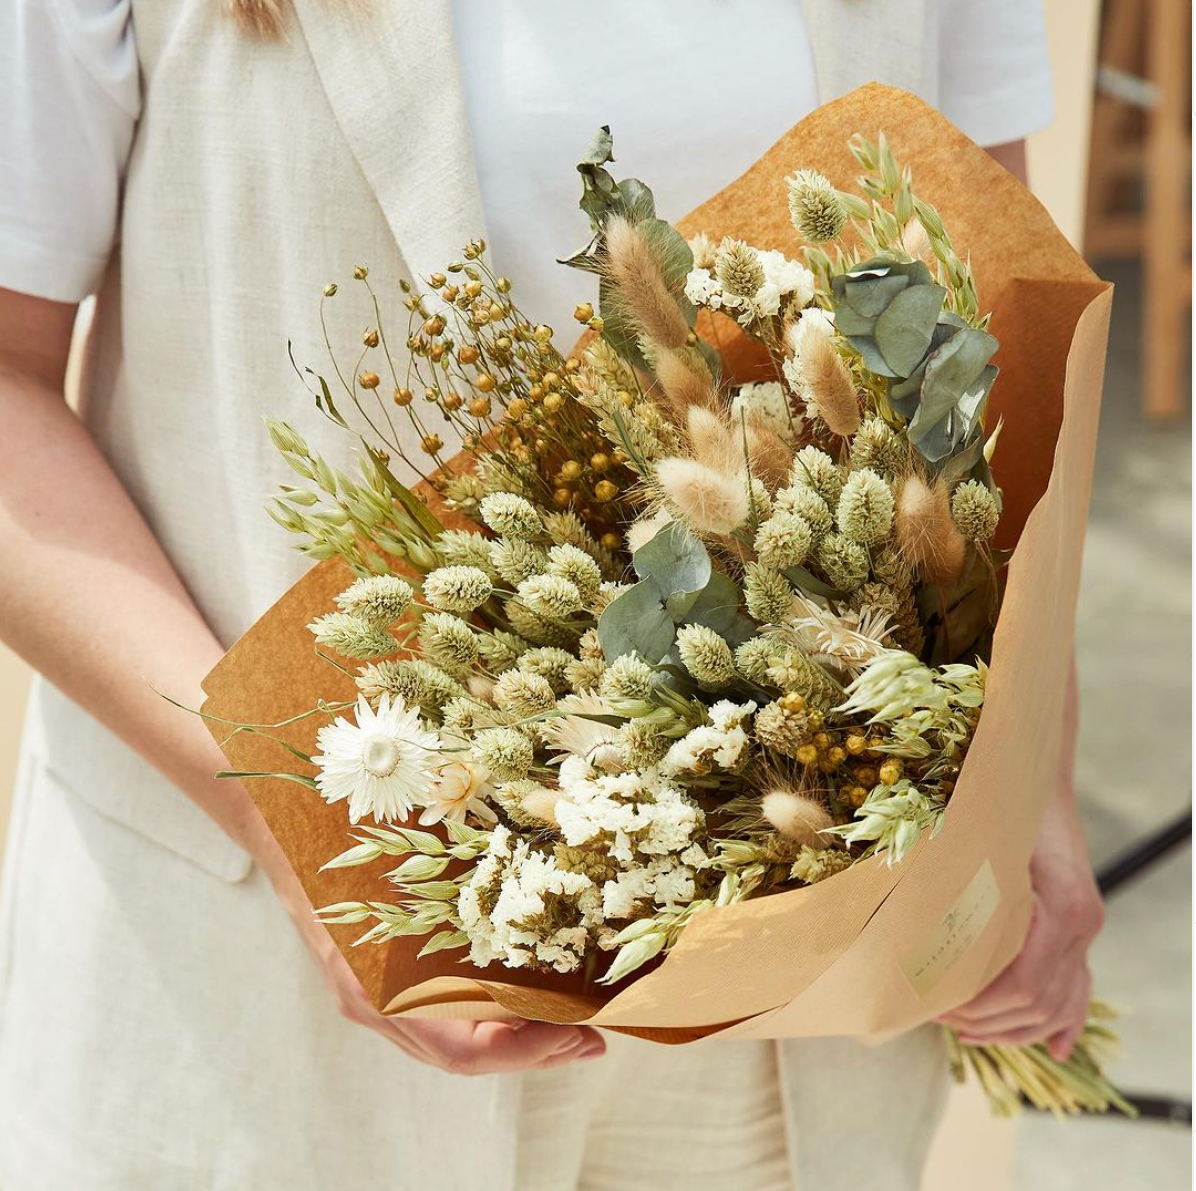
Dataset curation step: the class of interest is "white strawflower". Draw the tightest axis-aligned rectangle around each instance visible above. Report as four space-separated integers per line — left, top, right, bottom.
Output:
540 692 622 763
313 695 440 823
783 592 893 675
422 565 493 614
418 760 497 826
479 492 543 540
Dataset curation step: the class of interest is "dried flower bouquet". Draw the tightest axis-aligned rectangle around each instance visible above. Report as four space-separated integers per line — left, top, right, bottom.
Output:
200 88 1128 1118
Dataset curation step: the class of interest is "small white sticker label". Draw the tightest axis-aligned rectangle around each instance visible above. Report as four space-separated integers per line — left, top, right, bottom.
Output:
900 860 1001 997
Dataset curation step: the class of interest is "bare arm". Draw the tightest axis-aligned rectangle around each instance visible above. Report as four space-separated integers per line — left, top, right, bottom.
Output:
0 291 263 847
985 138 1029 184
0 287 601 1072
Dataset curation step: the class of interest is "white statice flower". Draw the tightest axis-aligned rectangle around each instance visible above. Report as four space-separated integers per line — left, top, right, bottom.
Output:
417 760 497 826
684 266 721 310
707 699 758 733
730 380 801 444
554 762 704 863
758 250 816 316
601 857 697 920
457 826 603 973
661 701 757 776
685 250 815 327
313 695 440 823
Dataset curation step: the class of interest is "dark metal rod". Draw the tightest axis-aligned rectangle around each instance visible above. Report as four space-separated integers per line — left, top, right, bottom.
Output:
1096 809 1192 896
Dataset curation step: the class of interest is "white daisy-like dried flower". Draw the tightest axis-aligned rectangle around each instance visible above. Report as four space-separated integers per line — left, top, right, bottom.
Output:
334 575 414 626
782 592 893 676
422 565 493 614
479 492 544 540
418 760 497 826
540 691 622 763
313 695 440 823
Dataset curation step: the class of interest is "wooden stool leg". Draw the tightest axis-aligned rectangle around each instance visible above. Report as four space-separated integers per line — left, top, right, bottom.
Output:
1143 0 1189 420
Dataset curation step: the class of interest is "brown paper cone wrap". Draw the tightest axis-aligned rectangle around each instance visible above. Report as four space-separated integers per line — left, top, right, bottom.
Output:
202 85 1111 1043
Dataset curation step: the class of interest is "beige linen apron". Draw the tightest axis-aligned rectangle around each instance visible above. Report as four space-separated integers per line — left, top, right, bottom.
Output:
0 2 947 1187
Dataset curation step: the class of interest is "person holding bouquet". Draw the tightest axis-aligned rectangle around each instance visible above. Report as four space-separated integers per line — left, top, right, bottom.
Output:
0 2 1100 1188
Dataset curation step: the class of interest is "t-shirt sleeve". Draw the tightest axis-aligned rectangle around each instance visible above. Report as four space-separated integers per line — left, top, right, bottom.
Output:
937 0 1055 147
0 0 140 303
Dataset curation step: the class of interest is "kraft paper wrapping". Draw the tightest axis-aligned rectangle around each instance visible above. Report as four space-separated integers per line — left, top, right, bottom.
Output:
202 85 1111 1043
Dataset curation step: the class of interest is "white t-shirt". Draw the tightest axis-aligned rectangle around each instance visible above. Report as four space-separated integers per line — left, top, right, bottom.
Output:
0 0 1055 325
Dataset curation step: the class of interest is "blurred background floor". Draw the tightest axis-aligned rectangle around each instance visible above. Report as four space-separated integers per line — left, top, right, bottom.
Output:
1012 257 1192 1187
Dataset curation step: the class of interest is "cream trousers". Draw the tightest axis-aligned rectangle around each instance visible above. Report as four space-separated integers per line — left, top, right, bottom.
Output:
0 746 947 1191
